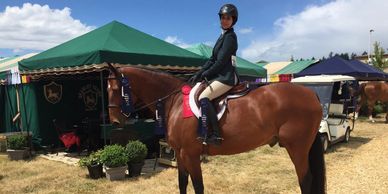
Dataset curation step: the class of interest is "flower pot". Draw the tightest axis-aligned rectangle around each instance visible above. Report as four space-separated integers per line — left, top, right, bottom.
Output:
104 165 127 181
128 161 145 177
87 163 104 179
6 148 28 161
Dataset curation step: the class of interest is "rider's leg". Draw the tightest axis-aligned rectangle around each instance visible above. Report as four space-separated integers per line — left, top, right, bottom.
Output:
199 81 234 101
198 81 232 145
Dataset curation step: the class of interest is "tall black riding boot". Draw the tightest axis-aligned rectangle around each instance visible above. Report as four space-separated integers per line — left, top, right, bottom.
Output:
206 100 223 145
197 98 210 144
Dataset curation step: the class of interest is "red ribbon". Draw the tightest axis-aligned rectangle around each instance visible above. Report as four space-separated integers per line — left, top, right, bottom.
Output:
181 85 194 118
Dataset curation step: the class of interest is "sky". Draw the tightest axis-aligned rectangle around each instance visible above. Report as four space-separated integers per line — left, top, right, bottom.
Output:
0 0 387 62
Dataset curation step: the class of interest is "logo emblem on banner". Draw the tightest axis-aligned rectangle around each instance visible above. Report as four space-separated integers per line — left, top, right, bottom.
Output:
44 82 62 104
78 84 101 111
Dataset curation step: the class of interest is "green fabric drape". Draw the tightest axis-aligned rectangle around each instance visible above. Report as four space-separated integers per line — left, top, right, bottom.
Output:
33 80 104 145
1 84 40 145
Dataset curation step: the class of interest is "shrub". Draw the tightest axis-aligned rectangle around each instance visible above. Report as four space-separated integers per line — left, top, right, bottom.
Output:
99 145 128 168
374 104 385 114
7 134 26 150
125 140 148 164
78 150 102 167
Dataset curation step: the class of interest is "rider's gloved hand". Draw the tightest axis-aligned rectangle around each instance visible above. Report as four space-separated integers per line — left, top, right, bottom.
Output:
188 75 199 84
200 70 211 80
188 70 203 84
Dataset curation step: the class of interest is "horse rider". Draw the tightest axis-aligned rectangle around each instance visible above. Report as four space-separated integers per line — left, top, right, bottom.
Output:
189 4 240 145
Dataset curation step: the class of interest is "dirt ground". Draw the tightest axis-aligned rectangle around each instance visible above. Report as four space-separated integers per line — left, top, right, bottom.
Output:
0 115 387 194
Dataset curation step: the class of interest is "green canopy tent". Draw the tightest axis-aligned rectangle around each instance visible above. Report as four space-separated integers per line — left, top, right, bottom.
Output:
275 60 318 75
17 21 208 146
19 21 207 76
186 44 267 79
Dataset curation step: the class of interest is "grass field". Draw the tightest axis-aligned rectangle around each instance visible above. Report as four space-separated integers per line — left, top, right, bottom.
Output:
0 115 387 194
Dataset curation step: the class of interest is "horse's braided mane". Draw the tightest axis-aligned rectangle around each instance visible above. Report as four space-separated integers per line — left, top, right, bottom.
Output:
119 66 188 81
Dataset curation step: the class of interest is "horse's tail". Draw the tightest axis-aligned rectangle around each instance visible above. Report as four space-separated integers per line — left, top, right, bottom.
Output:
308 133 326 194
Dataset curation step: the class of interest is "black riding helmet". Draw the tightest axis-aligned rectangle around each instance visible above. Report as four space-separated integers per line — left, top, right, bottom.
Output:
218 4 238 26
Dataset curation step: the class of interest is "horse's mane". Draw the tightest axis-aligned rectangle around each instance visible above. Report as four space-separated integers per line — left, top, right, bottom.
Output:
121 66 188 82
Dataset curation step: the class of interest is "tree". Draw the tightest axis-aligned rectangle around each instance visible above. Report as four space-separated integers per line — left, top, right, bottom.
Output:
350 53 357 60
361 51 368 56
311 57 316 60
328 52 334 58
372 41 388 70
290 55 294 62
340 53 350 60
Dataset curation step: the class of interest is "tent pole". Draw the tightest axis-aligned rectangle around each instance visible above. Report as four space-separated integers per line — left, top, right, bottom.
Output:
15 85 22 131
20 83 32 157
100 71 107 145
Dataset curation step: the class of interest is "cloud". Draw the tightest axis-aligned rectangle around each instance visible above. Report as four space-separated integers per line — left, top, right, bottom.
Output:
12 48 24 53
0 3 94 51
164 36 192 48
242 0 388 62
238 27 253 34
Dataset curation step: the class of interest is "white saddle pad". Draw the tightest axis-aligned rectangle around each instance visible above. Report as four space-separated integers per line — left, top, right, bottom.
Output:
189 82 247 120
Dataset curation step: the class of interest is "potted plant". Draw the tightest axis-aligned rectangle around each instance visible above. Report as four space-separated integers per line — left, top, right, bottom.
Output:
6 134 28 160
125 140 148 177
78 150 104 179
100 144 128 181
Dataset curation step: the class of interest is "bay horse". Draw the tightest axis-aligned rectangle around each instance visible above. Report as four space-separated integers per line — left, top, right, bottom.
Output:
107 66 325 194
355 81 388 123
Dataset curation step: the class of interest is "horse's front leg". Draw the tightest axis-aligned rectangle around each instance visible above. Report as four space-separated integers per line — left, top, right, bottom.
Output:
367 100 376 123
355 95 366 120
180 149 204 194
177 152 189 194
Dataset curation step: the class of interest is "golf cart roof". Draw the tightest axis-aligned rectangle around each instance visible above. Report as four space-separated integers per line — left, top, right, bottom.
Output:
292 75 356 83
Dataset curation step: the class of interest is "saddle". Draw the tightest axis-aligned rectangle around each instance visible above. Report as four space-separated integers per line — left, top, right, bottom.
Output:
194 81 250 110
186 81 251 121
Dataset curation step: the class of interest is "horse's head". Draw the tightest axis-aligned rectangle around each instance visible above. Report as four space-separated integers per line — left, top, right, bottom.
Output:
107 65 185 126
106 66 139 126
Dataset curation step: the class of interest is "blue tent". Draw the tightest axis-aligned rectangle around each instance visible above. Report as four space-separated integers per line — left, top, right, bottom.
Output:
295 56 388 80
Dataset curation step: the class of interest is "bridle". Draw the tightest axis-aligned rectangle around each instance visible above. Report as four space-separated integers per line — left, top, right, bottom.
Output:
106 66 184 117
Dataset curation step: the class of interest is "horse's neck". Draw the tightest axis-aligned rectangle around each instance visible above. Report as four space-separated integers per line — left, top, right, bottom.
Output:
124 67 184 111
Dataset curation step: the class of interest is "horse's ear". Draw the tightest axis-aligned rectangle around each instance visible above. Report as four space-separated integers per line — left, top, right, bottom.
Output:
107 63 119 76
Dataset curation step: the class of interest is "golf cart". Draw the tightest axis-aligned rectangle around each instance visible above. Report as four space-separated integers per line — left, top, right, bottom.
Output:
292 75 357 152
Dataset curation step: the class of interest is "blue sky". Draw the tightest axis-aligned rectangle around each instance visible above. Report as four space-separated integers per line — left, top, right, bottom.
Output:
1 0 387 62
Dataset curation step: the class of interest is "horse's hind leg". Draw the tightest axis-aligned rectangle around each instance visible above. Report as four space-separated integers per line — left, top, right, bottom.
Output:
284 142 312 194
279 120 317 194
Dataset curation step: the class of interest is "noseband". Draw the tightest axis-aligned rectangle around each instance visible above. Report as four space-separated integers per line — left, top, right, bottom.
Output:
107 76 122 109
107 72 135 117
